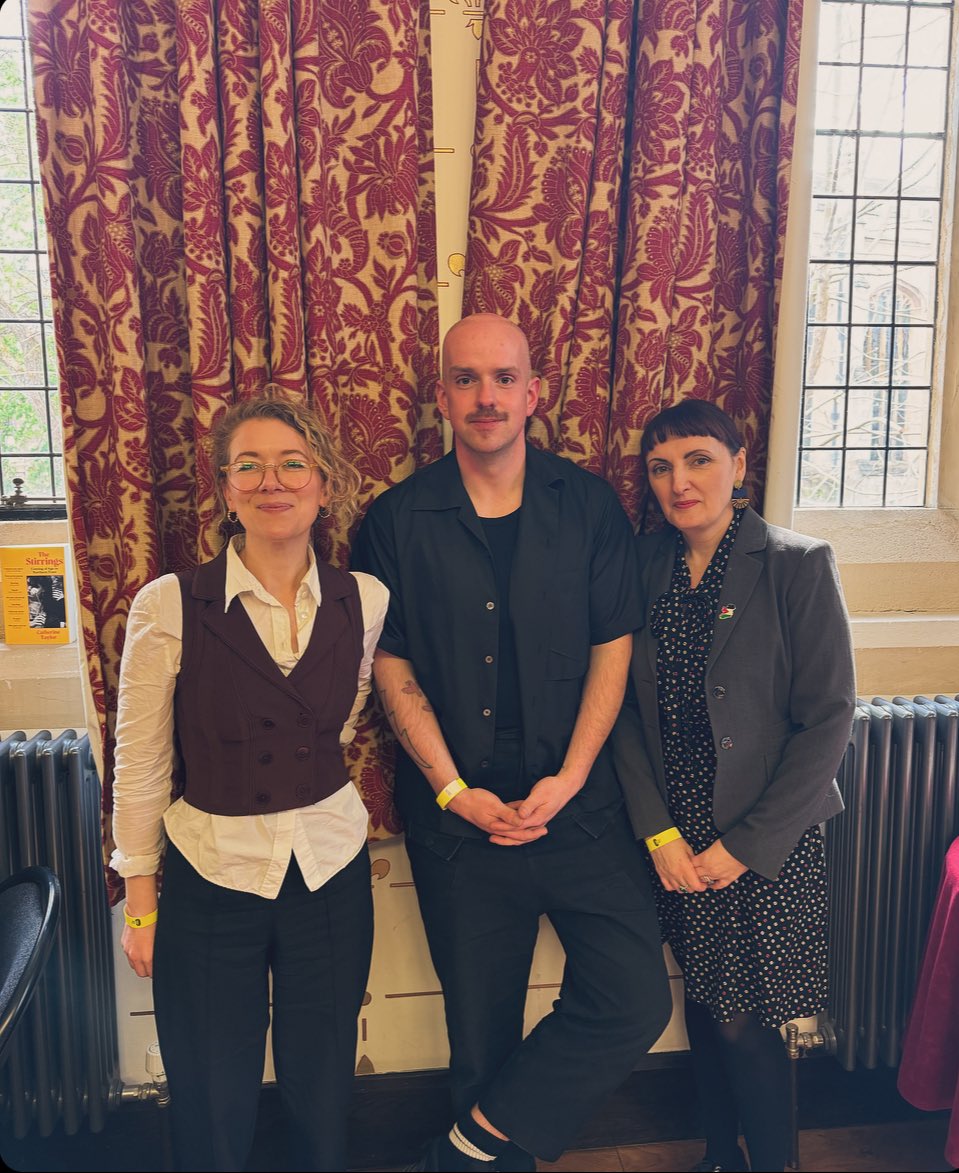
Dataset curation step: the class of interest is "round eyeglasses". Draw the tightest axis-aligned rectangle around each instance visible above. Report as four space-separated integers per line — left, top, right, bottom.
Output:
220 459 321 491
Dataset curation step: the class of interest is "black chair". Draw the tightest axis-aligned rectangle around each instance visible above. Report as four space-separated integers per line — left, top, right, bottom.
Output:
0 865 61 1067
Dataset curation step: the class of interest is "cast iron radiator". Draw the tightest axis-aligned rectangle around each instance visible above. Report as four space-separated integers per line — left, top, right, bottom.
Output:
826 695 959 1071
0 731 117 1137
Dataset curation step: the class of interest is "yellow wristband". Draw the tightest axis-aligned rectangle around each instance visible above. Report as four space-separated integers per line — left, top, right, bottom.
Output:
436 777 468 810
124 905 158 928
645 827 681 852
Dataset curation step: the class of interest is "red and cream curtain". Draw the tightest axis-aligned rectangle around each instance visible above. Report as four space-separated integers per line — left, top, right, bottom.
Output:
29 0 438 882
464 0 802 522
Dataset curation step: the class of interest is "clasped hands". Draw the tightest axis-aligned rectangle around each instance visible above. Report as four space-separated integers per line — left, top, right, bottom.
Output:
446 771 583 845
650 834 747 892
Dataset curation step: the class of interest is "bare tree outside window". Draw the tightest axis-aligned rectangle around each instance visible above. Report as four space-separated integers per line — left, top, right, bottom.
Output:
800 0 953 507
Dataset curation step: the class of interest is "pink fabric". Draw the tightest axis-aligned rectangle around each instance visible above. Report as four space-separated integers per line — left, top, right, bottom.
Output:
898 837 959 1167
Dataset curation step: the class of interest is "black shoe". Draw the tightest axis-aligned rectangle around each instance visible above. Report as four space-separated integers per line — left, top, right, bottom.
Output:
689 1147 749 1173
494 1143 536 1172
404 1132 497 1172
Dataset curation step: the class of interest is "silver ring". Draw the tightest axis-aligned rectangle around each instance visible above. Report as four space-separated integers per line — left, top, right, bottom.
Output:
701 875 714 884
678 884 690 894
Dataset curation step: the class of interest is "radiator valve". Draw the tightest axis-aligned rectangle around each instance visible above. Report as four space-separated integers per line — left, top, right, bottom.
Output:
785 1018 837 1059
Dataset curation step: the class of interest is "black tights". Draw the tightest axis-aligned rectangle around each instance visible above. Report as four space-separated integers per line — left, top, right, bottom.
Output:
684 998 791 1172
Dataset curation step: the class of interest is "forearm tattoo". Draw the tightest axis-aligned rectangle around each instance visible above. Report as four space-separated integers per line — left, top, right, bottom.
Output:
377 681 433 769
400 677 433 712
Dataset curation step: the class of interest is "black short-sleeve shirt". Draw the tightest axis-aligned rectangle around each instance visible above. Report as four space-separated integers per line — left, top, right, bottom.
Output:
352 444 642 836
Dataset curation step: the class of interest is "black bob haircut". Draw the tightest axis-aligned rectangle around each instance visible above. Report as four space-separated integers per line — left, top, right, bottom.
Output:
640 399 745 462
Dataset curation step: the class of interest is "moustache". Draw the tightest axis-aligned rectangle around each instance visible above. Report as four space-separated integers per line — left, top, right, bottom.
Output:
466 412 508 423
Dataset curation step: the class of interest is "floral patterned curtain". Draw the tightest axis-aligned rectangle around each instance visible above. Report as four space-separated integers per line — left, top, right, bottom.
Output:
29 0 438 884
464 0 802 522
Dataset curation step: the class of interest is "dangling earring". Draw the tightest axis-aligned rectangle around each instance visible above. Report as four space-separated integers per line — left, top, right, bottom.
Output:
317 505 331 519
227 510 238 523
731 480 750 510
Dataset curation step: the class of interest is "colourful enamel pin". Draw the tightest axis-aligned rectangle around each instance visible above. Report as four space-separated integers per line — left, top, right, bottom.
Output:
718 605 736 620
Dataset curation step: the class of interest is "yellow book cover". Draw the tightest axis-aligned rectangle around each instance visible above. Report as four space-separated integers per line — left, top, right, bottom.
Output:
0 546 70 645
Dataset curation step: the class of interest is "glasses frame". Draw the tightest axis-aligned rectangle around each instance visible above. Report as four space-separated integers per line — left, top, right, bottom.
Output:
219 460 322 491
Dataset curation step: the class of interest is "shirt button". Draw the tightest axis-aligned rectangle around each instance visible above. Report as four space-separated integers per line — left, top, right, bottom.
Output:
297 713 310 727
480 760 490 768
712 686 727 699
485 655 494 664
258 752 273 765
255 792 270 804
295 746 310 760
720 736 733 750
261 718 275 729
482 708 492 717
486 601 495 610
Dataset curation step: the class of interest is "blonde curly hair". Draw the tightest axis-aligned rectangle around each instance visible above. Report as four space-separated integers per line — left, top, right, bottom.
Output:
209 387 361 528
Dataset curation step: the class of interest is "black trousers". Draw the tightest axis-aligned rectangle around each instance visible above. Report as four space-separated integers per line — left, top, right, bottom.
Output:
406 809 671 1161
152 842 374 1172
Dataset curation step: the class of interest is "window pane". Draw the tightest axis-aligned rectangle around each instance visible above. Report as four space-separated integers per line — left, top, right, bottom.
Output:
814 134 857 195
0 110 29 178
802 386 846 448
806 325 849 385
858 135 902 197
898 200 940 261
811 197 853 258
0 320 44 385
860 66 904 132
0 453 52 500
821 2 863 62
846 385 888 446
843 449 887 505
904 68 947 133
884 449 926 505
0 45 26 108
889 387 930 447
901 137 943 197
798 449 843 507
908 8 951 67
855 197 898 260
850 262 896 321
850 325 891 385
48 387 62 453
863 2 907 64
892 324 933 385
895 264 936 323
0 251 40 319
0 2 23 37
807 263 851 322
0 387 48 452
817 65 860 130
0 182 36 249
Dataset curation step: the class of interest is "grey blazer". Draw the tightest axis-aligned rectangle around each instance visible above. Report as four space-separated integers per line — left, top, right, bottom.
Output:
612 507 855 881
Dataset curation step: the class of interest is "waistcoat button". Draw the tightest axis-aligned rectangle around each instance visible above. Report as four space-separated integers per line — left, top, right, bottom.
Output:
262 718 275 729
258 752 273 765
295 746 310 760
297 714 310 727
295 784 310 800
255 792 270 804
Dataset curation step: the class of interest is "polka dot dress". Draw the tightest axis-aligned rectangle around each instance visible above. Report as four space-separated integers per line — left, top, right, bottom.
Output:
651 510 828 1028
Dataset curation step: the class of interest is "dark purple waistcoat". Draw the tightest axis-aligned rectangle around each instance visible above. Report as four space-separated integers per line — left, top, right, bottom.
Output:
173 548 363 817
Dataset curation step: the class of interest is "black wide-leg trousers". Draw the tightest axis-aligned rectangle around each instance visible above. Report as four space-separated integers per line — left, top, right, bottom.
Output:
406 810 671 1161
153 842 373 1172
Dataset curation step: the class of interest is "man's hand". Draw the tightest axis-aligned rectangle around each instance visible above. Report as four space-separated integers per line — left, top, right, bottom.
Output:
514 771 583 827
691 839 749 890
447 787 548 844
649 836 708 893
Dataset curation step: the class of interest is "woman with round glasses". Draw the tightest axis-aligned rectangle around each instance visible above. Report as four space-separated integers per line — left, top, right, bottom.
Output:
111 391 388 1171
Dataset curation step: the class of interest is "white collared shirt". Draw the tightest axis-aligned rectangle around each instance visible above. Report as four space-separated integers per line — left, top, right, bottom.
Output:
110 538 388 897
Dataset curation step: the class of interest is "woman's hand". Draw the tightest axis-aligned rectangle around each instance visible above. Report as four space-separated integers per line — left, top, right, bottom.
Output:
691 839 748 890
649 836 708 893
122 874 158 978
121 922 156 979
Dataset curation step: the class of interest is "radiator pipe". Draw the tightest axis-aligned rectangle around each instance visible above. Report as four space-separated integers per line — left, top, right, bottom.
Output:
785 1018 838 1171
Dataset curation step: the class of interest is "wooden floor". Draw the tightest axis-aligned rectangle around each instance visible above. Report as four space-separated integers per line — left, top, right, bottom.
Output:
534 1120 954 1173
